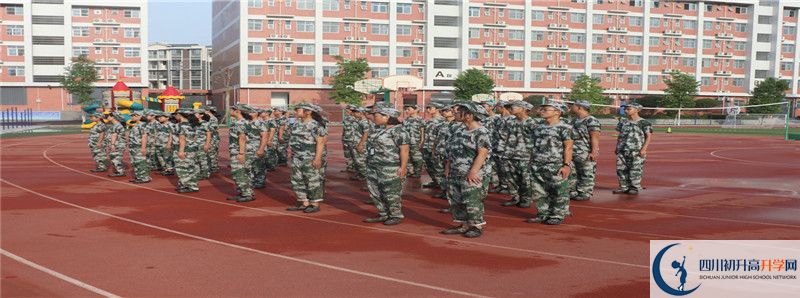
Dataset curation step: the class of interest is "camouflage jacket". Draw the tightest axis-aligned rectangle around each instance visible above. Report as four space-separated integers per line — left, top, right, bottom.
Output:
402 115 424 146
436 120 464 156
169 122 181 149
493 115 515 154
154 122 171 146
88 121 106 147
208 116 220 141
446 126 492 177
245 120 265 153
289 119 327 160
342 115 357 142
502 116 539 160
365 125 410 167
351 118 370 145
532 122 574 165
178 122 198 151
615 118 652 153
128 122 148 148
228 119 247 155
107 122 126 148
195 121 210 149
571 115 601 155
422 116 444 150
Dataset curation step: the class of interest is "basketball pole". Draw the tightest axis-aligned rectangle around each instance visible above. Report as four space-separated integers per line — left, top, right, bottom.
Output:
786 100 791 141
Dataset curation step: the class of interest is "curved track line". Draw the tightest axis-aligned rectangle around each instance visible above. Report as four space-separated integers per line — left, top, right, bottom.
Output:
40 141 649 270
0 248 120 298
0 180 489 298
710 148 800 169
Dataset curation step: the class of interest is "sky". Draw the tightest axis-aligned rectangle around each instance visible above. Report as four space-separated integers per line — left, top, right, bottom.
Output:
148 0 212 45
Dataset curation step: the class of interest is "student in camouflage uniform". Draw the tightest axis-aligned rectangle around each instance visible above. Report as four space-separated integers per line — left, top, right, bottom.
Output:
421 102 444 189
478 101 500 189
127 111 151 183
248 108 270 189
350 107 370 180
568 100 601 200
362 107 410 226
614 103 652 195
274 107 289 166
491 101 514 194
440 102 492 238
499 100 538 208
286 103 327 213
143 111 159 171
88 113 108 172
528 102 574 225
154 112 175 176
193 108 212 180
402 104 425 178
174 109 200 193
227 104 255 202
341 105 356 172
206 107 221 173
106 113 127 177
431 104 458 200
261 108 278 172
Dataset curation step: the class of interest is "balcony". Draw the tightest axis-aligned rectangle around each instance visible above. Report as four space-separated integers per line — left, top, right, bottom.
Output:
715 33 734 39
92 18 120 26
716 52 733 58
95 58 120 65
343 36 368 43
483 62 505 69
607 67 627 73
547 44 569 51
608 46 627 53
484 41 507 48
547 64 568 71
93 38 120 45
485 21 507 27
267 57 293 64
267 34 292 40
412 60 425 66
412 38 425 45
269 81 291 84
608 27 628 33
663 30 682 36
714 70 732 76
664 49 682 55
662 69 678 74
548 23 569 31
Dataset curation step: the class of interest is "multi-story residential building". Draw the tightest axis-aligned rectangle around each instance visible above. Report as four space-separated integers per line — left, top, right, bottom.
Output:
147 43 213 91
0 0 147 115
211 0 795 115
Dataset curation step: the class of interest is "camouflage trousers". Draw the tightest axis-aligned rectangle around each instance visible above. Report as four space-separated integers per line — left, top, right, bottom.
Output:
365 163 405 218
446 175 489 227
174 150 199 190
422 148 440 185
251 152 268 187
290 157 324 203
208 139 220 171
499 158 532 204
530 163 570 220
616 151 646 191
569 152 597 199
347 144 366 177
147 143 158 169
432 150 448 189
196 149 210 179
492 154 509 190
277 142 289 165
265 146 278 171
485 156 499 188
109 145 125 174
343 142 354 170
406 143 424 176
231 153 254 197
154 145 174 171
128 147 151 181
90 144 108 170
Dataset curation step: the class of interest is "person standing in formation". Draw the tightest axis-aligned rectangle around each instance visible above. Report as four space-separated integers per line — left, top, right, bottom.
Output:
286 103 327 213
274 107 290 166
106 112 127 177
88 113 108 173
227 104 255 202
528 102 574 225
154 112 175 176
568 100 601 201
613 103 652 195
432 104 458 202
205 107 221 173
248 108 270 190
194 108 212 180
350 107 370 181
362 107 410 226
421 102 444 189
341 105 357 173
174 109 200 193
127 111 151 184
499 101 538 208
402 104 425 179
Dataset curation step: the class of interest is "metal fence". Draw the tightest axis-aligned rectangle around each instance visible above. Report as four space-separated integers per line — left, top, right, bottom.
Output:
1 107 34 130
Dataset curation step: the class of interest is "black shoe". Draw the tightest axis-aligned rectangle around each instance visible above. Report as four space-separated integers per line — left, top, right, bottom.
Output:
463 227 483 238
108 172 125 177
90 168 107 172
440 226 467 235
303 205 320 213
626 189 639 195
488 186 503 193
129 179 137 182
177 188 198 193
422 182 438 189
383 218 402 226
236 196 255 203
364 200 374 205
501 199 520 207
526 217 547 224
132 179 151 184
545 218 563 225
286 204 308 211
516 201 531 208
612 188 629 194
162 171 175 176
432 193 447 199
227 195 242 201
363 216 388 223
349 175 365 181
571 196 591 201
252 184 266 189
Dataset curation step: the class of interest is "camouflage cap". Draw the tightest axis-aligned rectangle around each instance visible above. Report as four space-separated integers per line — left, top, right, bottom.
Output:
295 103 322 113
626 102 643 110
374 107 401 118
89 113 102 118
193 107 207 113
273 106 287 112
144 110 156 116
176 108 195 114
155 111 168 117
541 101 567 113
426 102 443 109
454 101 489 120
571 100 592 109
403 104 420 110
129 110 142 116
507 100 534 110
206 106 217 112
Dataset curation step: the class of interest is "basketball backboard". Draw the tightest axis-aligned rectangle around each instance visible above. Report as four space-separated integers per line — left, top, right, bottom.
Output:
382 75 423 91
353 79 383 94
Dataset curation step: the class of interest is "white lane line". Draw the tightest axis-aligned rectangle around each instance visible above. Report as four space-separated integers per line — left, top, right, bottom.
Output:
0 248 121 298
40 141 649 269
0 179 489 298
710 148 800 169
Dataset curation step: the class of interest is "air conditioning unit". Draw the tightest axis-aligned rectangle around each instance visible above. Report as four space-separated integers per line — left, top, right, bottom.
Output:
484 62 494 67
97 59 105 63
412 60 423 65
664 30 682 36
662 69 676 73
608 47 627 52
283 57 291 61
97 75 104 79
413 39 422 43
495 63 505 67
94 38 103 42
270 34 279 38
716 33 733 39
108 39 117 43
496 21 506 25
270 80 280 84
282 81 289 84
714 70 732 76
94 18 103 22
106 19 116 23
281 34 290 38
109 58 117 62
359 37 367 41
345 36 355 40
268 57 278 61
108 75 117 79
498 42 507 46
607 67 626 72
664 49 681 55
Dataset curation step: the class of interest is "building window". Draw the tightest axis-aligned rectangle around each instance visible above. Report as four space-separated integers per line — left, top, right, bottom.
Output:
702 39 712 49
371 2 388 13
785 9 797 18
124 47 140 57
683 39 696 49
506 29 523 40
396 68 412 75
125 68 141 77
248 0 263 8
593 14 604 24
397 3 412 14
531 72 543 82
247 42 262 54
323 22 339 33
248 65 262 76
72 7 88 16
531 31 544 41
627 75 640 84
569 53 585 63
629 16 643 27
124 28 140 38
124 9 140 18
628 55 642 65
570 33 585 43
781 62 794 72
284 20 291 30
323 66 339 77
72 47 89 57
72 26 89 37
531 51 544 61
8 66 25 76
469 7 480 17
650 17 660 28
371 67 388 78
397 25 411 36
371 24 389 35
758 16 772 25
297 0 315 10
682 57 695 67
509 9 524 20
248 19 262 31
370 46 389 56
7 45 24 56
532 10 544 21
293 65 312 77
783 26 796 36
734 60 746 69
468 28 480 39
297 21 314 32
683 20 697 30
322 0 339 11
296 43 314 55
783 44 796 54
322 44 339 55
112 27 119 34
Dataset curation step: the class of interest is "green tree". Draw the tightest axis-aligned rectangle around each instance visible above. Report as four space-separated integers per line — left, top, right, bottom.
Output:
524 95 546 106
60 55 99 106
569 74 608 111
635 95 664 108
748 78 789 114
694 98 720 108
453 68 495 100
662 71 699 109
329 56 370 105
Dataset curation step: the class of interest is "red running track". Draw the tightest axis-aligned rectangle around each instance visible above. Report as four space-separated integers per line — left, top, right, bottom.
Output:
1 128 799 297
